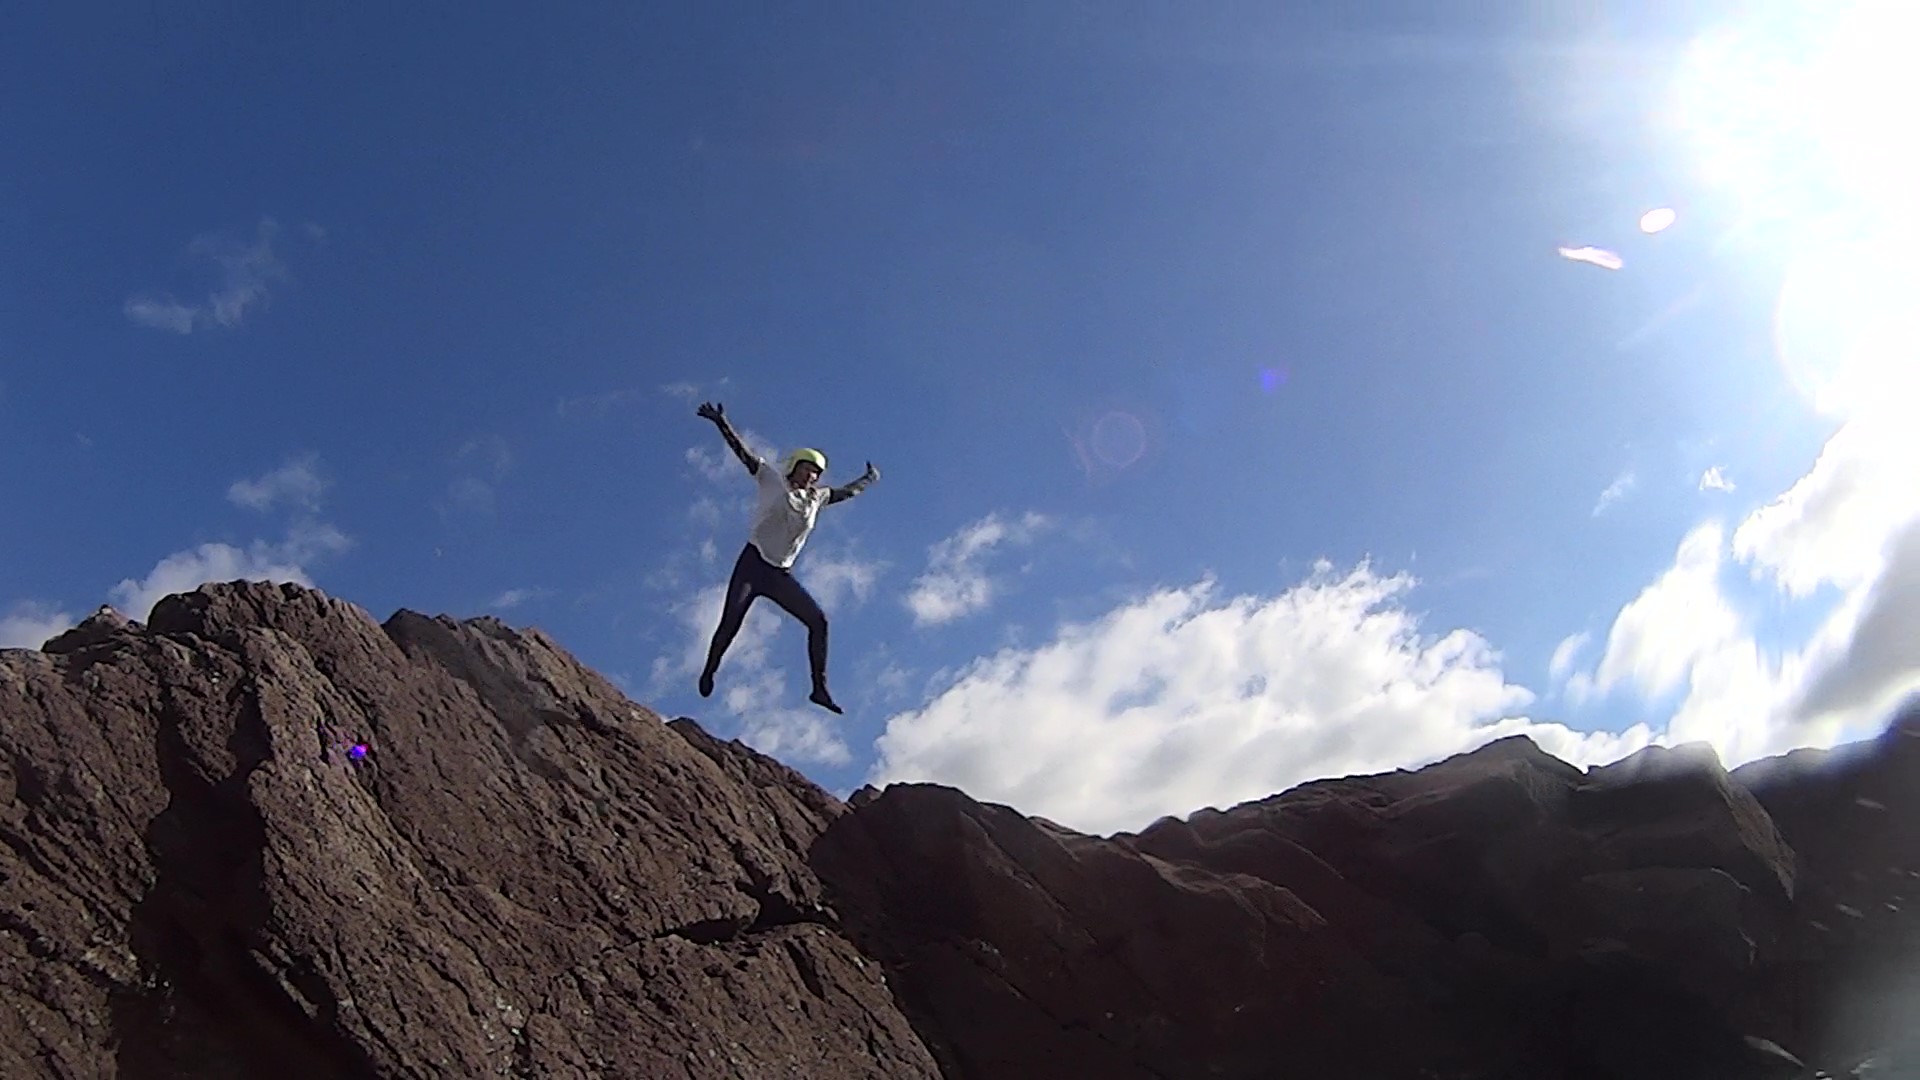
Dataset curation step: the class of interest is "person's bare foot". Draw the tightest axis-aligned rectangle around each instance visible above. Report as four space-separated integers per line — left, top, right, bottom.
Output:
809 686 843 714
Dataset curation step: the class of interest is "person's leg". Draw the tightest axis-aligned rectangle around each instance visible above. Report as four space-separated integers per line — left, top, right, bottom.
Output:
699 546 763 696
760 568 841 714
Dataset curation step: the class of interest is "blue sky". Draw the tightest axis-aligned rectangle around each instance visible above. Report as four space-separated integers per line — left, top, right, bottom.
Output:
6 2 1918 834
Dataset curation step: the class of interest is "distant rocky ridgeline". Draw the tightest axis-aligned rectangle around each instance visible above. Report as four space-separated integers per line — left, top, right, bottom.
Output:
1 580 1914 1079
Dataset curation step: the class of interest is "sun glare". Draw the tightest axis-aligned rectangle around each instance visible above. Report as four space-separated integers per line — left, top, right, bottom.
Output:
1801 2 1920 213
1773 243 1920 420
1674 0 1920 419
1677 0 1920 223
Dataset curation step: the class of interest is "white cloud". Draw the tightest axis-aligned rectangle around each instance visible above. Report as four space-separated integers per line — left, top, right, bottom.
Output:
727 670 854 767
1658 635 1814 765
1794 519 1920 725
746 713 851 765
1549 631 1590 682
1560 416 1920 765
0 602 77 649
1589 523 1743 701
445 477 496 515
456 435 512 478
1578 561 1869 766
440 435 512 517
874 662 914 699
490 588 545 611
228 454 327 512
110 545 305 621
1700 466 1736 493
653 583 765 689
1563 670 1597 707
123 298 198 334
871 562 1648 836
124 218 290 333
660 381 701 401
686 444 756 484
688 496 724 530
685 446 734 483
1731 419 1920 598
686 424 782 484
799 550 885 612
109 521 353 621
905 511 1051 627
1591 470 1637 517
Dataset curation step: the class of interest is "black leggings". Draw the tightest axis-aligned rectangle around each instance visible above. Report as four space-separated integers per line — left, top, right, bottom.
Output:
703 543 829 684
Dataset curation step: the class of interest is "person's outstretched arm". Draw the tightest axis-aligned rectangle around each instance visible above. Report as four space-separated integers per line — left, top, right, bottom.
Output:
697 401 759 475
827 462 879 504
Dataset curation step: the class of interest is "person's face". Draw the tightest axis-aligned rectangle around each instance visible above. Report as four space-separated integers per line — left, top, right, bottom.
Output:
788 462 822 489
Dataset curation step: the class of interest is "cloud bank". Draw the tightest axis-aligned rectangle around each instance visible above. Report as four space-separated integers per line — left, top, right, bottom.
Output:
872 561 1649 835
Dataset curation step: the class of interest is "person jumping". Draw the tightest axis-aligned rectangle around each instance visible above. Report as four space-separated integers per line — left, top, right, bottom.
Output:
695 400 879 714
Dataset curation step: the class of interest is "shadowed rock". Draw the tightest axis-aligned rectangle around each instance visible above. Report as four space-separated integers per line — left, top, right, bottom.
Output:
4 580 1915 1078
1 580 934 1079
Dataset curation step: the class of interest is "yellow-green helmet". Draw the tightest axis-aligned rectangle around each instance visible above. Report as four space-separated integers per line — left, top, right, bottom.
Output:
784 448 827 474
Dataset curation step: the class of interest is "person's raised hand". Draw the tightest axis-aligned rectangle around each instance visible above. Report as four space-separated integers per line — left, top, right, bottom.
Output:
697 401 724 424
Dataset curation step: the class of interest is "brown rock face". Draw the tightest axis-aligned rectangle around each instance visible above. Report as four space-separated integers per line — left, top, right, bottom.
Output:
1 581 935 1079
1733 708 1920 1072
809 735 1831 1079
4 580 1915 1078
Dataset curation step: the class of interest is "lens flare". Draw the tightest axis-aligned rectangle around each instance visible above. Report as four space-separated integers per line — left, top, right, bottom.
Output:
1090 411 1147 469
1066 403 1162 484
1639 208 1677 234
1559 246 1624 271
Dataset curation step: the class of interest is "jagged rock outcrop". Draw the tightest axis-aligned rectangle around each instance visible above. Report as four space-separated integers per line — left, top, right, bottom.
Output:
807 736 1818 1079
1733 716 1920 1073
807 717 1919 1080
1 582 935 1079
3 581 1915 1078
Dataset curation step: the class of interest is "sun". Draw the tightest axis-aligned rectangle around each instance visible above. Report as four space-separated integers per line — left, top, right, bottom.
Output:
1672 0 1920 421
1772 243 1920 420
1675 0 1920 224
1798 2 1920 215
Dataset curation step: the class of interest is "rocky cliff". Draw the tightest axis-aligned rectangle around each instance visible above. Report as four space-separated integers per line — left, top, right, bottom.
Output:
2 581 1914 1078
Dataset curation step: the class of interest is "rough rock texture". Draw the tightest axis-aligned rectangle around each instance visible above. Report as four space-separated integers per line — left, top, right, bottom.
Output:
812 716 1920 1080
810 735 1828 1079
3 580 1916 1078
0 582 935 1079
1733 711 1920 1074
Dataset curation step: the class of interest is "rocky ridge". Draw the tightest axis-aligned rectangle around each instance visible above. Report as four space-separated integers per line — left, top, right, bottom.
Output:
2 581 1915 1078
